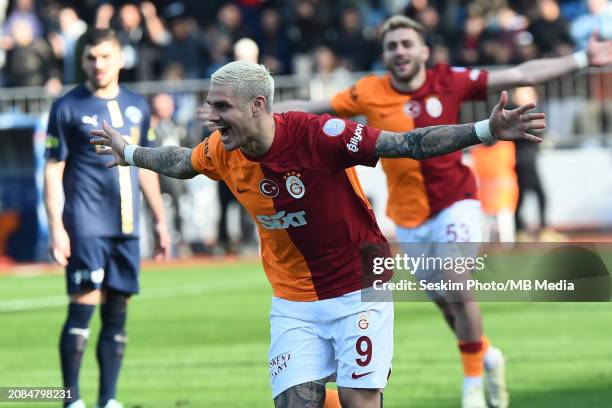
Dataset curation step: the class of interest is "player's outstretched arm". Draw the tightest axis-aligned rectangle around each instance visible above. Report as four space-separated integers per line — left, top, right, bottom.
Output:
488 31 612 90
90 120 199 179
375 91 545 159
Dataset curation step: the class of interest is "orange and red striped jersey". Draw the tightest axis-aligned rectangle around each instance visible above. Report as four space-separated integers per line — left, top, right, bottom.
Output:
191 112 391 301
332 64 489 227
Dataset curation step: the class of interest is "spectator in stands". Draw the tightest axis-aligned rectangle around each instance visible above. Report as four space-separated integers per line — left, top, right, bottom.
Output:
511 86 560 242
162 10 209 80
481 7 530 65
256 7 292 75
114 2 170 82
570 0 612 50
3 0 42 40
333 6 377 71
3 18 61 93
570 0 612 139
309 45 352 99
216 3 252 45
289 0 328 79
151 92 189 251
456 9 486 66
48 6 87 84
528 0 574 57
234 37 259 63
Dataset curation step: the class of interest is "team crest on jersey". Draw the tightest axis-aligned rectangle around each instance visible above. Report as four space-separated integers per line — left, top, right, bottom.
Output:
82 114 99 127
125 106 143 124
284 171 305 199
322 118 346 137
357 313 369 330
425 96 443 118
403 101 421 118
259 179 279 198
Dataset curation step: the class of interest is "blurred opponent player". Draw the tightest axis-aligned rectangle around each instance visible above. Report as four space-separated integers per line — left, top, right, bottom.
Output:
44 29 169 408
275 15 612 408
90 60 545 408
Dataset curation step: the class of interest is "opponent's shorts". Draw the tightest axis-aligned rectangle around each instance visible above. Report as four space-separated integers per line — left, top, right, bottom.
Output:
396 199 482 300
268 289 393 398
66 237 140 295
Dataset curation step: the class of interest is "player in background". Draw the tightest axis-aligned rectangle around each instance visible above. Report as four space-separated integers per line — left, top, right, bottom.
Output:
91 60 545 408
44 29 169 408
274 15 612 408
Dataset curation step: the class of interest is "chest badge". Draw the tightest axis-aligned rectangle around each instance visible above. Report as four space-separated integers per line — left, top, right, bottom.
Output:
259 179 280 198
425 96 443 118
403 101 421 118
284 171 305 199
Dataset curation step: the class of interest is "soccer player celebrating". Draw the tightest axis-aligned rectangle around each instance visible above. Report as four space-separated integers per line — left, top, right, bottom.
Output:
91 60 544 408
274 15 612 408
44 29 169 408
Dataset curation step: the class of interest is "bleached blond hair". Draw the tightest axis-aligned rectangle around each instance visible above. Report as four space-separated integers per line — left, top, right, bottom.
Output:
211 60 274 112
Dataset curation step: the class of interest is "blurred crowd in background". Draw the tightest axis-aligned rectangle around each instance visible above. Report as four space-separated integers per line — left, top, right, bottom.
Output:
0 0 610 260
0 0 611 90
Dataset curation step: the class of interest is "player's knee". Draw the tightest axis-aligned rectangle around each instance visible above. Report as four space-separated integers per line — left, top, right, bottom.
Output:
100 290 129 338
70 289 102 305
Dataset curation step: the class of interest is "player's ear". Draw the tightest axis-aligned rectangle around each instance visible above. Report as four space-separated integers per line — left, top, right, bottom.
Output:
252 96 266 117
422 45 431 63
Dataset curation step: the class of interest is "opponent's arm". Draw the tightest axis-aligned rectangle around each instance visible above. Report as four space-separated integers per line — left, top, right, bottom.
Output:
90 121 199 179
488 31 612 90
43 159 70 266
375 91 545 159
138 169 170 260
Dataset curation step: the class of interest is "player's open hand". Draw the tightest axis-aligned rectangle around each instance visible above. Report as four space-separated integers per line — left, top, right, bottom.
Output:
489 91 545 143
153 221 170 261
587 29 612 67
90 120 129 167
49 226 71 266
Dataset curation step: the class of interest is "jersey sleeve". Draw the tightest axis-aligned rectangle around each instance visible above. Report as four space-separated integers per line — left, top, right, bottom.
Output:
309 114 380 171
190 132 223 181
331 82 365 117
45 99 70 161
448 66 489 101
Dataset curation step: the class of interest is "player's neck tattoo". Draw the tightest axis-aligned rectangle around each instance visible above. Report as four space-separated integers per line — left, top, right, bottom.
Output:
375 124 480 159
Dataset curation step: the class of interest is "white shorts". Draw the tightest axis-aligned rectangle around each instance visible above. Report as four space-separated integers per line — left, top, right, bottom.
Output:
396 199 482 299
396 199 482 243
268 290 394 398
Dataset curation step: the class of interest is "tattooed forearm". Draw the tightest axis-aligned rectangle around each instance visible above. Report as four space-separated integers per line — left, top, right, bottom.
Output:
274 381 325 408
133 146 198 179
375 124 481 159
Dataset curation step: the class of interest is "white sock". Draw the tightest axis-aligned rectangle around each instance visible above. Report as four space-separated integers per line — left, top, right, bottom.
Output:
463 375 483 392
484 346 503 370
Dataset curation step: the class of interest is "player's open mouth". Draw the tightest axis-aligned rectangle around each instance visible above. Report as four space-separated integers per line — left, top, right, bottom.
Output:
217 125 231 136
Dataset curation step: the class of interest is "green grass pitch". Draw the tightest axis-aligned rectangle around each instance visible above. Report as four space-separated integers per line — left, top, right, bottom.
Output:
0 261 611 407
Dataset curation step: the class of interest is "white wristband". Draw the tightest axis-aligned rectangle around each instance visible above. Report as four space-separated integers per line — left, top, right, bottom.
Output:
475 119 494 143
573 50 589 70
123 144 137 166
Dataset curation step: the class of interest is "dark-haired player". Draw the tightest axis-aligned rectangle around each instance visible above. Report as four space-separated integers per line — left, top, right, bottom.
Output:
44 28 169 408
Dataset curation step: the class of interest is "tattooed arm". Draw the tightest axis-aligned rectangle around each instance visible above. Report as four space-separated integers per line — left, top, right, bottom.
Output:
375 90 546 159
90 120 198 179
375 124 480 159
133 146 198 179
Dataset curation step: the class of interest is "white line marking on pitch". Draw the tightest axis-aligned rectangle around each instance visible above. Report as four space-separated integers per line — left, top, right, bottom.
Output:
0 279 264 313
